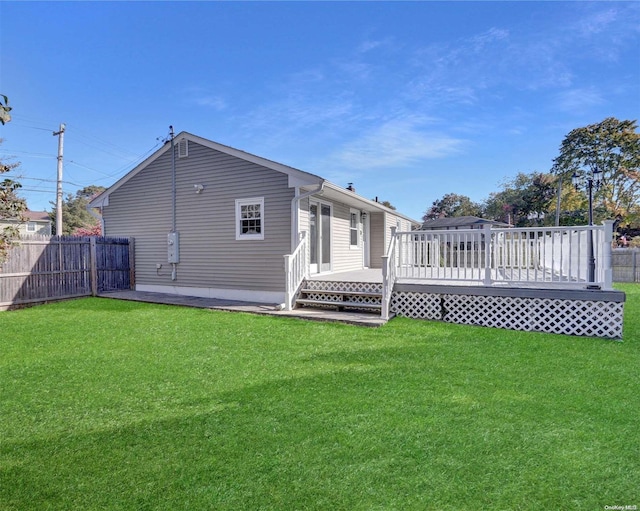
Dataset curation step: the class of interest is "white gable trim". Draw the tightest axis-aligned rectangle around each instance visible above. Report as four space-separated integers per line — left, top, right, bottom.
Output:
89 132 323 209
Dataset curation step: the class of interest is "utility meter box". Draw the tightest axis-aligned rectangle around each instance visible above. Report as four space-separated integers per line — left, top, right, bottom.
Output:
167 232 180 263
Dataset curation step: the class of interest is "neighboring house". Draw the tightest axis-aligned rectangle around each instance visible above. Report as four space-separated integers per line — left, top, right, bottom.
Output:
421 216 511 230
0 210 52 236
89 132 421 304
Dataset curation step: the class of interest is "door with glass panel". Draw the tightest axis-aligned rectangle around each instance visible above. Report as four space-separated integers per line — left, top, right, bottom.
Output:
309 201 331 273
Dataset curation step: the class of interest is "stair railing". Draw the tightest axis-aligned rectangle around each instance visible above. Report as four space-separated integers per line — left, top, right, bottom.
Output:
381 226 397 321
283 231 308 311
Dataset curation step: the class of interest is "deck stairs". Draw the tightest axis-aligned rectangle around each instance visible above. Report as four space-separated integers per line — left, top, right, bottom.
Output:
295 278 383 315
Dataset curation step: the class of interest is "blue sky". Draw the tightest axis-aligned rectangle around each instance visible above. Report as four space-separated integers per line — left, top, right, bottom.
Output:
1 1 638 221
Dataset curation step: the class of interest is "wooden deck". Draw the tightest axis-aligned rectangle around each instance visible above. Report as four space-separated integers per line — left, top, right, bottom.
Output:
309 268 585 289
309 269 383 283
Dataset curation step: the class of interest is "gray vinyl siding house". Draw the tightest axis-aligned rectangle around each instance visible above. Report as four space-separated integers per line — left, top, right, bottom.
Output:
90 132 420 304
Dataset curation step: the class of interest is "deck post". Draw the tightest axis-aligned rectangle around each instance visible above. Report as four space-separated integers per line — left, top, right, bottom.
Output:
483 223 492 286
283 253 292 311
602 220 614 290
381 227 397 321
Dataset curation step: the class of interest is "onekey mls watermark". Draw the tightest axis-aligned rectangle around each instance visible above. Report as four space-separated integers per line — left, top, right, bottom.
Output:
604 506 637 510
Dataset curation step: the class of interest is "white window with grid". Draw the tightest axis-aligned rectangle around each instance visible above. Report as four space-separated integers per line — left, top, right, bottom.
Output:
235 197 264 240
26 222 37 232
349 209 359 248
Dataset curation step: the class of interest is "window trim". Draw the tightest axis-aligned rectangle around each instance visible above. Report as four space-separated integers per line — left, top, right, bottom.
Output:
26 222 37 232
349 208 360 249
235 197 265 241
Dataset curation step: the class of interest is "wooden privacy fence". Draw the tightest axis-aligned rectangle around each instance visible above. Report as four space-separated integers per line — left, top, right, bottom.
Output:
612 248 640 283
0 236 134 308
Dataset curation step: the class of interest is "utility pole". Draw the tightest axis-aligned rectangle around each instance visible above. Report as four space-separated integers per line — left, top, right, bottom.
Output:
53 123 65 235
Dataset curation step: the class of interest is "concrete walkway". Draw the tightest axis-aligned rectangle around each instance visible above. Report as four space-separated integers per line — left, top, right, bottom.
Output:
98 290 387 327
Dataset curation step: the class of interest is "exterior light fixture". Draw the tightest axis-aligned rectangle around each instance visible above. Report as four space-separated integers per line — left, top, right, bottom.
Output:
572 167 603 285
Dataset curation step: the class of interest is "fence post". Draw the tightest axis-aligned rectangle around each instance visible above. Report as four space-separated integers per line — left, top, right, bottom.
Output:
483 223 492 286
90 237 98 296
128 237 136 290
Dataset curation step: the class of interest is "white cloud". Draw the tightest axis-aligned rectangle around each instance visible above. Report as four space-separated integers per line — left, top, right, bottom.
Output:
331 115 465 170
574 8 618 37
356 37 395 54
183 87 227 111
193 95 227 110
555 87 605 112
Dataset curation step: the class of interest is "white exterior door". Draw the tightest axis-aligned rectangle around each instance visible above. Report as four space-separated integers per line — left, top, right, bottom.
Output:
309 201 331 273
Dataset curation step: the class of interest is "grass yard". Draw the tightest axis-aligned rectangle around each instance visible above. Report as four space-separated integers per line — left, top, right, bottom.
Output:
1 284 638 510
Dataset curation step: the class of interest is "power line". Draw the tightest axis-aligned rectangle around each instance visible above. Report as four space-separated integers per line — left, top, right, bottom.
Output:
67 159 113 177
8 114 57 131
65 124 140 161
10 123 55 132
0 150 56 159
19 187 55 193
9 175 84 187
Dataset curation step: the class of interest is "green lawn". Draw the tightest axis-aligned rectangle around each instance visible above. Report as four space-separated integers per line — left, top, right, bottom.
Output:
1 284 638 510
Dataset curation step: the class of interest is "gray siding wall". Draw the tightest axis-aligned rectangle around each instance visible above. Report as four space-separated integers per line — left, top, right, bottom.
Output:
383 212 412 247
103 141 293 292
331 201 363 272
369 212 385 269
296 201 414 272
298 196 309 248
299 197 365 273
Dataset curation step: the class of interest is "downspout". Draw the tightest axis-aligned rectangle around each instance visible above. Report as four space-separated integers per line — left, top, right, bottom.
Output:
170 126 177 281
290 181 324 251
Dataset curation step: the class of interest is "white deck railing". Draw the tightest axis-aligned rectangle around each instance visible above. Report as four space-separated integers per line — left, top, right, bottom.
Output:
283 231 308 310
395 221 614 290
381 227 398 320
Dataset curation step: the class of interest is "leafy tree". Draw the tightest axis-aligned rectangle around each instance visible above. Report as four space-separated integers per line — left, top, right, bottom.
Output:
50 185 105 235
483 172 557 227
380 200 396 211
1 98 27 262
0 95 11 125
423 193 483 222
551 117 640 227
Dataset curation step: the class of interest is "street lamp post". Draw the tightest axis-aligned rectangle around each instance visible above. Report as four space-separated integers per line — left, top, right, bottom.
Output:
571 168 603 284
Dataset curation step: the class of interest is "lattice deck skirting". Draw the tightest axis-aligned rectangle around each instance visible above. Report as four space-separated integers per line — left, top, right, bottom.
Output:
304 280 383 294
391 284 625 339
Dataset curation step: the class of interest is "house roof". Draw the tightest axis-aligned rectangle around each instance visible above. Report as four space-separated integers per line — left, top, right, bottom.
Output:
1 210 50 222
24 210 51 222
421 216 511 229
89 131 421 226
314 182 420 225
89 132 323 209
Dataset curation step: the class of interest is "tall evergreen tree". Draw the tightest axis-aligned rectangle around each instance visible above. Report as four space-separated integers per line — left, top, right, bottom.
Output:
50 185 105 235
